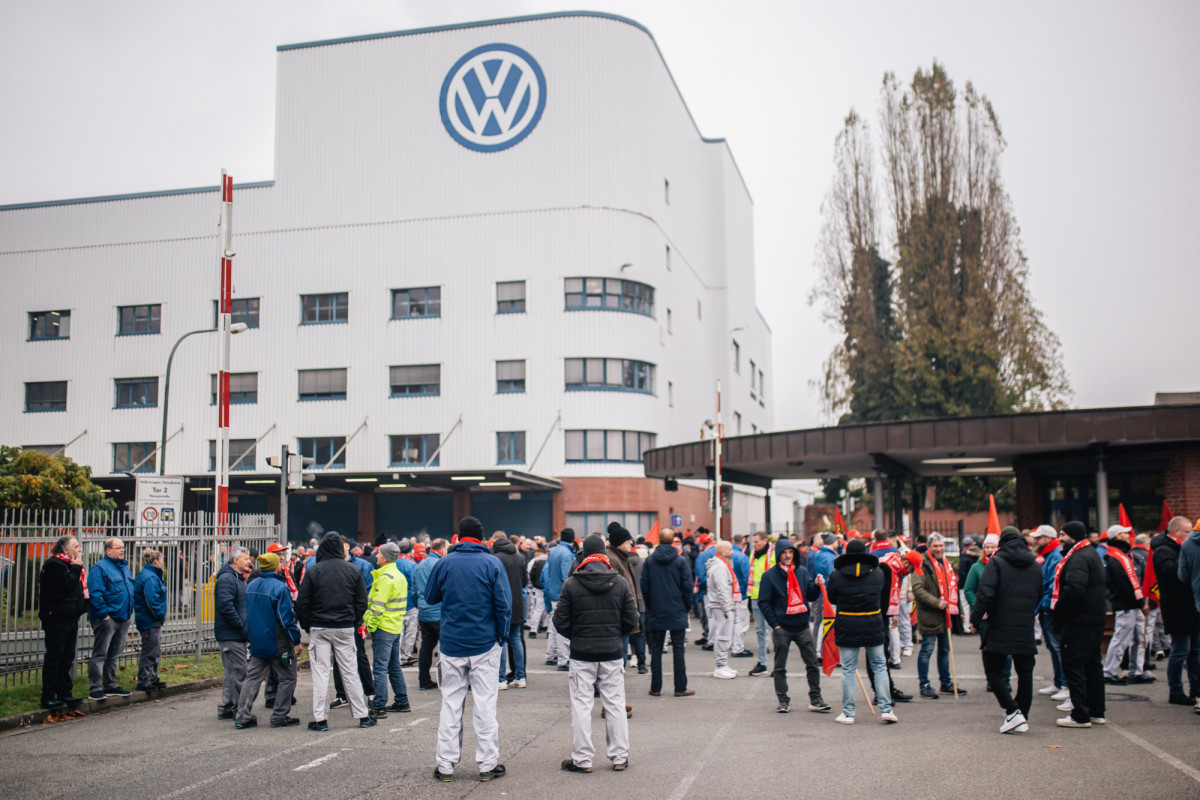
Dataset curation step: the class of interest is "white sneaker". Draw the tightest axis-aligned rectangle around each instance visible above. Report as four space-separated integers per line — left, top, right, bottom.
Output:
511 679 526 689
1057 699 1074 712
1056 716 1091 728
901 647 913 657
1000 710 1027 733
835 713 855 724
1051 688 1071 702
1038 685 1060 696
498 681 509 691
1014 723 1029 733
881 711 898 723
1091 717 1106 725
713 667 737 680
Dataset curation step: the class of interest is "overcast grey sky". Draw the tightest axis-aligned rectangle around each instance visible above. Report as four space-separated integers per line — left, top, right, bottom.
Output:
3 0 1197 432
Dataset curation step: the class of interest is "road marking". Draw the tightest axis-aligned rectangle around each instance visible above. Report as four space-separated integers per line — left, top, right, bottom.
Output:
408 717 428 726
666 680 761 800
293 749 346 772
1109 723 1200 785
155 730 353 799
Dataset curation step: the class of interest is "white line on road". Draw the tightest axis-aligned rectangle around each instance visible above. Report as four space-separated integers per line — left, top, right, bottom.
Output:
408 717 428 726
1109 723 1200 785
293 749 346 772
666 680 761 800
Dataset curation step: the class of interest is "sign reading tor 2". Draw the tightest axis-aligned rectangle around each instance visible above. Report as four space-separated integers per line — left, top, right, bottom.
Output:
440 43 546 152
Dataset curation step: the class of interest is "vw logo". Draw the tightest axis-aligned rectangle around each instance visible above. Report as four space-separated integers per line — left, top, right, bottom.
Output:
440 43 546 153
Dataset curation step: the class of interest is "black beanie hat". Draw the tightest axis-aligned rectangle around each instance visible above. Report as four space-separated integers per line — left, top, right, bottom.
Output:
582 533 607 555
846 538 867 555
559 528 576 544
607 521 633 549
1061 521 1087 542
459 516 484 540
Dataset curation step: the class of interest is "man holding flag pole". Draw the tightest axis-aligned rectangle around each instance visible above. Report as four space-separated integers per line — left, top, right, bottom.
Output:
912 533 966 698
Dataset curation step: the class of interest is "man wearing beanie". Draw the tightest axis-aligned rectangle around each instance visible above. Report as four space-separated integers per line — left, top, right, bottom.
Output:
607 522 647 673
425 517 511 783
555 534 639 773
1053 520 1107 727
543 529 577 669
394 539 420 666
969 527 1042 733
825 538 896 724
235 552 303 729
365 542 411 719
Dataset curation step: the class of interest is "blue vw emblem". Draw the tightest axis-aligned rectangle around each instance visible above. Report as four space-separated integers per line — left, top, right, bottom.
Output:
440 43 546 152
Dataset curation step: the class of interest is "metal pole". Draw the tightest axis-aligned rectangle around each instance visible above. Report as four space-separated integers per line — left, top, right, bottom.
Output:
280 444 289 545
714 379 722 540
216 171 235 531
874 471 885 533
160 329 218 474
1096 457 1109 532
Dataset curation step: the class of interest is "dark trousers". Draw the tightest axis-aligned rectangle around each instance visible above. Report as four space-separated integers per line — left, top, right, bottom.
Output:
648 628 687 693
1060 623 1105 722
418 620 441 688
41 619 79 702
772 626 823 703
237 655 297 726
983 651 1035 717
333 629 374 700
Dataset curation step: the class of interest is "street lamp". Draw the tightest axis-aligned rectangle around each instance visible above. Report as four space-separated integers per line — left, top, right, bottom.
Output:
159 323 247 475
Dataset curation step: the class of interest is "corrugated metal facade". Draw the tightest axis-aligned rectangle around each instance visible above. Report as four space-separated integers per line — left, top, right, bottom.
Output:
0 13 772 524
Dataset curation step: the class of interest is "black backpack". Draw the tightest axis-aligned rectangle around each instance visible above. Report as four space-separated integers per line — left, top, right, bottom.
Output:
530 559 546 589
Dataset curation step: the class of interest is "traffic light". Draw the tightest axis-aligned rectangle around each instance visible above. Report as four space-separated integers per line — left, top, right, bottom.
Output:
288 453 315 490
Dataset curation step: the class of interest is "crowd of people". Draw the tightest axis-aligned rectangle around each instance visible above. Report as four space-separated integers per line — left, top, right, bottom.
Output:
35 511 1200 780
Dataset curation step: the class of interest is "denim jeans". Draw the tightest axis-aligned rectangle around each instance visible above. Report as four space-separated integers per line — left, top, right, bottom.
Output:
1167 629 1200 697
840 644 891 716
622 612 646 667
750 599 770 666
370 629 408 708
917 631 951 688
1039 611 1064 688
499 622 526 681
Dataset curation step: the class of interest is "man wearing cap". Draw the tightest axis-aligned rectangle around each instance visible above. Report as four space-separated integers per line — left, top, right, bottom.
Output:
425 517 511 783
366 542 411 718
235 552 303 729
555 534 639 773
393 539 420 667
1053 520 1107 728
543 529 577 670
912 533 966 698
1102 523 1154 685
1032 525 1068 701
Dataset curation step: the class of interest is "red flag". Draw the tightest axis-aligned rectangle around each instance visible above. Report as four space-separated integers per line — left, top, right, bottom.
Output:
1159 501 1174 533
646 520 660 545
833 508 849 539
987 494 1001 536
820 584 838 676
1119 503 1134 532
1142 548 1159 603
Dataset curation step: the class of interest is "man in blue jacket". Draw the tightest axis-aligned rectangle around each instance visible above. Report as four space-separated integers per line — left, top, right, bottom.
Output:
426 517 511 783
86 538 135 700
693 533 716 646
235 552 303 729
133 549 167 692
543 529 577 669
214 547 251 720
640 529 695 697
414 538 446 690
1032 525 1068 700
730 535 752 657
394 539 420 665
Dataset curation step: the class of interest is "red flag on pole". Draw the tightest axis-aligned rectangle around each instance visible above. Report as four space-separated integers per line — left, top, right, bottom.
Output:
1159 501 1175 533
834 508 849 538
1142 547 1159 603
1119 503 1134 531
820 584 838 676
646 520 660 545
987 494 1001 536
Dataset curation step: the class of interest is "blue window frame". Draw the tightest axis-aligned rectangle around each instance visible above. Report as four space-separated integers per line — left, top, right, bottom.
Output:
115 377 158 409
390 364 440 397
564 278 654 317
497 281 525 313
391 287 441 319
113 442 156 473
298 368 346 401
497 431 525 465
118 304 161 335
564 430 656 463
25 381 67 412
298 436 346 469
301 293 348 325
564 511 657 540
390 434 439 467
211 373 258 405
564 358 655 394
209 439 256 471
496 360 525 393
29 310 70 340
213 298 260 328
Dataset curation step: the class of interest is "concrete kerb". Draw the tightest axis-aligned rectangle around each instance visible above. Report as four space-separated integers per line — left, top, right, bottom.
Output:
0 659 312 732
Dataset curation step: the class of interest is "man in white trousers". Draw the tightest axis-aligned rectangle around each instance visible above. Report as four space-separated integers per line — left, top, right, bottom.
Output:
424 517 512 783
526 545 549 638
543 530 577 669
706 541 738 679
554 534 639 773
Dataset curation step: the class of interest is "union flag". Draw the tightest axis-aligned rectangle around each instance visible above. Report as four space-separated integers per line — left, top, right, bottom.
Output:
833 508 849 539
820 584 838 676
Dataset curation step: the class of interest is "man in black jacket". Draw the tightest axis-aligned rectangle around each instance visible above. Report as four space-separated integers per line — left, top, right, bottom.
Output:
826 539 895 724
970 527 1042 733
554 534 639 773
295 532 371 730
640 530 694 697
1053 521 1108 728
214 546 251 720
492 533 528 689
757 539 830 714
1152 516 1199 704
1102 528 1153 685
39 536 88 710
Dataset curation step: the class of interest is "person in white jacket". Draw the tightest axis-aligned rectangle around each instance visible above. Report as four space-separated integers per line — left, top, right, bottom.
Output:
706 541 738 679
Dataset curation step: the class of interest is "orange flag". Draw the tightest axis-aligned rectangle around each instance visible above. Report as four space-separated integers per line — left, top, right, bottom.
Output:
1158 501 1174 533
834 508 849 538
987 494 1001 536
821 584 839 676
646 520 661 545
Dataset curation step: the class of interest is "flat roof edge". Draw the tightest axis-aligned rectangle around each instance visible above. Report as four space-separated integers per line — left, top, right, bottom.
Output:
0 181 275 212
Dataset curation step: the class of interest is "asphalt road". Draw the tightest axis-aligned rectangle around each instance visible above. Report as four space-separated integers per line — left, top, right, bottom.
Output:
2 633 1199 800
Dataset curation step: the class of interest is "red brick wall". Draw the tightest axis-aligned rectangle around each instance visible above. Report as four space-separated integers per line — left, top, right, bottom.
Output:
558 477 712 536
1166 450 1200 521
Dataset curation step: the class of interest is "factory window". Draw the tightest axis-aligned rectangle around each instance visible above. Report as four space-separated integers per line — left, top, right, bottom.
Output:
392 286 441 319
390 434 439 467
496 360 526 394
113 442 156 474
565 511 657 540
301 293 348 325
29 310 70 340
497 281 526 313
564 358 655 395
208 439 256 472
497 431 526 465
298 436 347 469
115 377 158 409
390 364 440 397
564 430 656 463
298 368 347 401
118 304 161 335
213 298 260 328
25 381 67 412
564 278 654 317
211 373 258 405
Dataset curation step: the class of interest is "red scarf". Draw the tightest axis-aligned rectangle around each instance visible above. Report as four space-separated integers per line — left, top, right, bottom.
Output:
1036 539 1059 565
282 566 298 599
1051 540 1090 609
1107 545 1144 601
879 551 904 614
928 554 959 620
717 555 742 602
55 552 89 599
579 553 612 570
459 536 482 545
782 564 806 614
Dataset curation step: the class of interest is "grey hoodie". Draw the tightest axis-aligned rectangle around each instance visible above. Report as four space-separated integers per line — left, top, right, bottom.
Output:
706 555 735 614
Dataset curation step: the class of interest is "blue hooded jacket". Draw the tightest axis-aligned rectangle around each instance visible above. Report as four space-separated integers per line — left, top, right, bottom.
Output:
731 547 750 596
352 555 374 590
395 555 417 605
424 541 511 657
133 564 166 631
542 540 576 604
1179 529 1200 614
1037 541 1064 614
246 571 302 659
414 552 443 622
811 546 838 581
640 543 693 630
695 544 717 595
87 556 135 622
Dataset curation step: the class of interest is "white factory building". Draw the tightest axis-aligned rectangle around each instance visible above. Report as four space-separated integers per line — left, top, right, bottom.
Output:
0 11 773 541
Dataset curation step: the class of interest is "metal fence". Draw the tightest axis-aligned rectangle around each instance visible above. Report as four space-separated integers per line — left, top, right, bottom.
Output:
0 508 279 688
